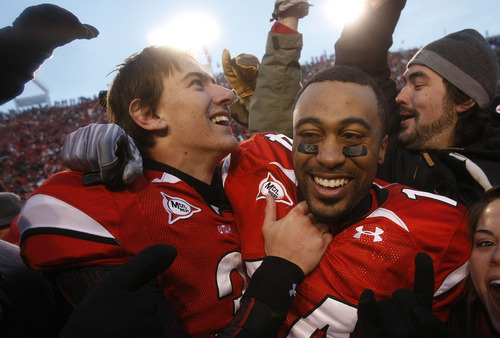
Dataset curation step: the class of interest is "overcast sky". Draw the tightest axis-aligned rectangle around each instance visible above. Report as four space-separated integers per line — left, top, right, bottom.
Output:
1 0 499 113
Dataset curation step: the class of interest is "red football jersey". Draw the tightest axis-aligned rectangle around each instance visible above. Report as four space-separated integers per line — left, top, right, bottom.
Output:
19 166 247 337
222 133 471 337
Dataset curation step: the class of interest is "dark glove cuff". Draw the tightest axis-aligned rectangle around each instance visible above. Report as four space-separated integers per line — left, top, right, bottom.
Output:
244 256 304 318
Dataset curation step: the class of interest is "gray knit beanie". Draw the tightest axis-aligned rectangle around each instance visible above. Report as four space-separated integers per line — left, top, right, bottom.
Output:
408 29 499 108
0 192 21 228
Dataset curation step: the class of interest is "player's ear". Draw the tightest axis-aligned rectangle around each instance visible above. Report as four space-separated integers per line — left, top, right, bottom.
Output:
455 98 476 114
129 98 168 131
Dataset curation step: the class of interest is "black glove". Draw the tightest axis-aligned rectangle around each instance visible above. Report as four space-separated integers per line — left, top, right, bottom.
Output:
59 244 184 338
358 252 447 338
0 4 99 104
61 123 143 190
12 4 98 49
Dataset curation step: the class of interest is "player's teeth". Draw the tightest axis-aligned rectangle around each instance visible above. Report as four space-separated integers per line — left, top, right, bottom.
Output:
314 177 348 188
212 116 228 124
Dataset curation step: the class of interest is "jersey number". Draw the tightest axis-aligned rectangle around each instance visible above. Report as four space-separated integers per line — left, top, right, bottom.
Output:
402 188 458 207
287 295 357 337
216 251 248 312
264 133 293 152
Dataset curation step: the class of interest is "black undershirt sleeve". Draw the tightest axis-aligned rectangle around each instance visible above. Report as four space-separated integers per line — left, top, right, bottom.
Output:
217 256 304 337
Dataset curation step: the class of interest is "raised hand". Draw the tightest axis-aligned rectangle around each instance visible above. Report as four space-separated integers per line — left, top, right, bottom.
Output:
358 252 447 338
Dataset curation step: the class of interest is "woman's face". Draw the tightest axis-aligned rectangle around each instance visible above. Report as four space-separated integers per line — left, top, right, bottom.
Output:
470 198 500 333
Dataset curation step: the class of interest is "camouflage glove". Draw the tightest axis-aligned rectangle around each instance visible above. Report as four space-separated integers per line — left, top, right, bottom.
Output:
358 253 447 338
61 123 143 190
271 0 312 21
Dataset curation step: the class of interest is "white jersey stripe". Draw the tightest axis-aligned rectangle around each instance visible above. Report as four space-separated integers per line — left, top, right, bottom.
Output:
18 194 118 242
367 207 409 232
434 260 469 297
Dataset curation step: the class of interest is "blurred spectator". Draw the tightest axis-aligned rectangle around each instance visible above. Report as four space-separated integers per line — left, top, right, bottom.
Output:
0 97 107 200
0 192 21 237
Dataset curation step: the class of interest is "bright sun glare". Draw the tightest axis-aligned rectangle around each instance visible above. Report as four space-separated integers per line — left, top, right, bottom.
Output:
148 12 220 52
323 0 367 28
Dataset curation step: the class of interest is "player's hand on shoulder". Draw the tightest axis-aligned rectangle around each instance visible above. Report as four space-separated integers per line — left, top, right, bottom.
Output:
262 195 332 276
61 123 143 190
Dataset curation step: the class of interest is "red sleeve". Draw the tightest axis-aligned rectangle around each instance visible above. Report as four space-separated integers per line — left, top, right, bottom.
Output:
18 170 133 271
270 22 299 34
223 133 298 263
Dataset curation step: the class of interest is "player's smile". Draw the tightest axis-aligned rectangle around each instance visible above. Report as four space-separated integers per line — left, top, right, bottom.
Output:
292 80 387 224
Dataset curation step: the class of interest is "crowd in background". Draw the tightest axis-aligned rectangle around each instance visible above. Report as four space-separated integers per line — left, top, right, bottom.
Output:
2 36 500 200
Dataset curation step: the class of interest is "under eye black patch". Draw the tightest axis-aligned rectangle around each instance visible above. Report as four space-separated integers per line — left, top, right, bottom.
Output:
342 145 367 157
298 142 368 157
297 142 319 154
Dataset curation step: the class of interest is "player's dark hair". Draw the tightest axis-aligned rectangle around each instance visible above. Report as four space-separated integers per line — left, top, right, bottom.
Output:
468 185 500 249
295 66 390 136
106 46 194 158
444 79 493 147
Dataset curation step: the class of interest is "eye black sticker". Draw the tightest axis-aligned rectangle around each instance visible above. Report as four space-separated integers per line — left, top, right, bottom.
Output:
298 142 368 157
342 145 367 157
297 142 319 154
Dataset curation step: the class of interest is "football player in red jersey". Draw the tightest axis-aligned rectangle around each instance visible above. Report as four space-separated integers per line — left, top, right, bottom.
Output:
15 45 331 337
222 66 470 336
55 65 470 337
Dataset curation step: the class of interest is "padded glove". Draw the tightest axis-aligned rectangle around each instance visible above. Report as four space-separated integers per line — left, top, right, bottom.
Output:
61 123 143 190
59 244 184 338
358 252 447 338
0 4 99 104
222 49 260 100
222 49 259 127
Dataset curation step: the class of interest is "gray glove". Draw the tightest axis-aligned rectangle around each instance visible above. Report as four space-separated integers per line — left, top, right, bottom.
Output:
61 123 143 189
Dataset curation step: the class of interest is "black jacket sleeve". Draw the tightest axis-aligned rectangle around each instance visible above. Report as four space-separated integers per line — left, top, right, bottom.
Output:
334 0 405 135
216 256 304 337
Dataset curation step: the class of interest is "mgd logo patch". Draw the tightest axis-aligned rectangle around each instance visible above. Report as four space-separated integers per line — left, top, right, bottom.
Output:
161 192 201 224
256 173 293 206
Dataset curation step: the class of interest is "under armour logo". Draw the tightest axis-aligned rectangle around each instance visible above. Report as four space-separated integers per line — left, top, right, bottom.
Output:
289 283 297 297
353 226 384 242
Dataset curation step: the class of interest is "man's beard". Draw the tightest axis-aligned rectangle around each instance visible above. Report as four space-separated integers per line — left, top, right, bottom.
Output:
398 99 455 150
